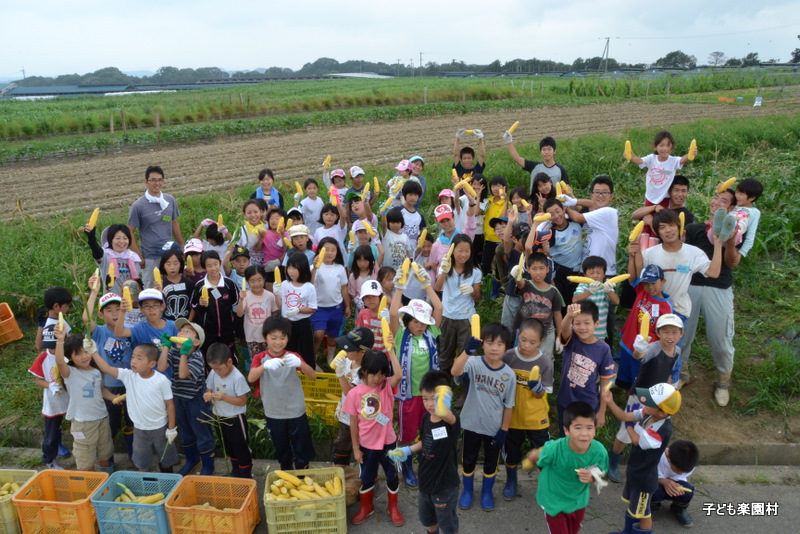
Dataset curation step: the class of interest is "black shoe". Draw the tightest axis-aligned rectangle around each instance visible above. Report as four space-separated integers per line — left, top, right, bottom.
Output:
671 505 694 528
650 501 662 512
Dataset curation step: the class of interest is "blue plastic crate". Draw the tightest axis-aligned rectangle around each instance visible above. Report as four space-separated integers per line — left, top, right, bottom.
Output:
91 470 182 534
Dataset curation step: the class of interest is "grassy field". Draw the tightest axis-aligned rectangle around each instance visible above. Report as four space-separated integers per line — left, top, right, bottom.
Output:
2 70 798 163
1 112 798 456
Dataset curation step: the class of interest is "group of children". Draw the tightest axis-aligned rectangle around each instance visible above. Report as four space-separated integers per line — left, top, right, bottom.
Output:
28 126 766 534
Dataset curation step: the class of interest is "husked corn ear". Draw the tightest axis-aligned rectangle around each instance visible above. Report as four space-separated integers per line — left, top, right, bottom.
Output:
373 176 380 194
451 168 458 180
378 295 388 316
363 182 370 197
285 218 293 231
323 155 332 169
170 337 188 344
624 140 632 160
522 458 534 470
153 268 162 286
276 218 285 234
529 365 540 381
606 274 631 285
556 182 563 196
380 195 394 213
417 228 428 248
57 311 65 331
629 220 645 241
679 211 685 237
411 261 425 281
516 253 525 281
508 121 519 133
444 243 455 262
201 286 209 301
123 286 132 306
108 268 115 289
520 199 529 208
93 268 100 290
567 276 595 284
362 220 377 236
717 177 736 193
334 476 342 496
241 278 247 291
112 393 126 405
688 139 697 161
533 212 552 223
276 470 304 487
434 385 452 416
397 258 410 285
466 129 474 134
274 267 282 285
639 311 651 341
186 255 194 272
295 181 303 195
217 214 224 228
349 230 355 245
381 317 393 349
315 252 324 269
470 314 480 338
283 237 293 248
87 208 100 230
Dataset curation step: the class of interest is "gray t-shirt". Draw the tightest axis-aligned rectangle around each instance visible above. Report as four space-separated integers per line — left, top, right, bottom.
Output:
255 352 306 419
206 368 249 418
63 367 108 422
127 194 179 258
460 356 516 436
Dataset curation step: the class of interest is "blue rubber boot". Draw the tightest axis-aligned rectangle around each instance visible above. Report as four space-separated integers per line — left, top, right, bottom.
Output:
199 449 216 476
610 513 638 534
178 443 200 476
458 471 474 509
95 461 114 475
502 465 517 501
608 449 622 483
480 473 497 511
401 457 418 489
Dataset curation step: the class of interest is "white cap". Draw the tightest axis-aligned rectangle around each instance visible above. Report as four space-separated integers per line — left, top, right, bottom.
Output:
398 299 435 325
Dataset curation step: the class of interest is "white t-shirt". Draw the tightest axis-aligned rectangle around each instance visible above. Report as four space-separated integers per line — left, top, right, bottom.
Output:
117 368 173 430
382 231 412 269
337 358 362 425
241 290 278 343
657 449 694 482
300 196 325 236
400 207 424 247
642 244 711 317
581 207 619 275
314 263 348 307
29 350 70 417
280 282 317 321
205 368 249 418
314 224 348 257
639 154 683 205
63 367 107 422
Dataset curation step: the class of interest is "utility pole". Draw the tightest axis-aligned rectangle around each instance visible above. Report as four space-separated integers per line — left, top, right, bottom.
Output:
599 37 610 75
419 52 423 76
396 59 402 77
20 68 26 79
410 59 414 78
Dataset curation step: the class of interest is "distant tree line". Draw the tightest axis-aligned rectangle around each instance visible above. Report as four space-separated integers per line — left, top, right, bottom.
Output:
12 48 796 87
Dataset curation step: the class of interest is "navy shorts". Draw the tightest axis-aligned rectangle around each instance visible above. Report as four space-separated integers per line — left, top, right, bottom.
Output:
311 304 345 336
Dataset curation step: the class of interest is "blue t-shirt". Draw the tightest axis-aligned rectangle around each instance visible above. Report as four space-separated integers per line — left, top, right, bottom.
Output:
549 221 583 271
441 267 482 320
130 320 178 380
92 326 132 388
556 335 615 410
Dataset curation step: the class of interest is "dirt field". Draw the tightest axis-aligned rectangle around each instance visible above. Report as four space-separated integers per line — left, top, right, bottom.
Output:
1 101 791 219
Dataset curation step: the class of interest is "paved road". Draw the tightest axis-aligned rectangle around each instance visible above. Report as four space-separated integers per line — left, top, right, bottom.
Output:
4 449 797 533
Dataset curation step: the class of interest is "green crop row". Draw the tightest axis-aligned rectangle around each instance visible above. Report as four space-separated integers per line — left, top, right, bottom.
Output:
2 71 797 143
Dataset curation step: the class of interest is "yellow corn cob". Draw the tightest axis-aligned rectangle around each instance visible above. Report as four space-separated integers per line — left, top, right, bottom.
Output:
9 483 19 493
123 286 132 307
333 476 342 496
277 470 304 487
117 483 137 502
411 262 425 281
217 214 224 228
717 177 736 193
313 483 331 498
444 243 455 263
87 208 100 230
521 458 534 470
315 252 324 269
639 311 651 341
0 483 11 492
323 154 331 169
380 195 394 213
201 286 209 301
324 481 336 496
516 253 525 281
362 220 377 236
381 317 393 349
108 268 115 289
283 237 293 248
153 268 162 286
52 364 62 387
688 139 697 161
92 268 100 291
137 493 165 504
471 314 481 338
373 176 380 194
295 181 303 195
567 276 595 284
112 393 126 405
57 311 64 331
417 229 428 249
434 385 452 416
466 129 474 134
363 182 370 197
276 217 285 234
606 274 631 285
378 296 388 316
679 211 685 237
241 278 247 291
624 140 632 160
451 168 458 181
270 485 281 497
349 230 355 245
529 365 540 381
556 182 563 196
324 393 339 401
398 258 410 285
285 218 293 231
274 267 282 285
629 220 645 241
297 484 315 492
170 336 188 344
186 255 194 272
508 121 520 133
605 381 614 391
329 186 338 206
520 199 529 209
462 181 476 197
533 212 552 222
119 493 131 502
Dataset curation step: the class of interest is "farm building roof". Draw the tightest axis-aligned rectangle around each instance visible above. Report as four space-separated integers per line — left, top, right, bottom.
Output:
4 85 133 96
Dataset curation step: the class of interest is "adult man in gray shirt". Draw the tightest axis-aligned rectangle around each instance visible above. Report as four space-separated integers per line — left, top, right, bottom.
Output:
127 165 183 288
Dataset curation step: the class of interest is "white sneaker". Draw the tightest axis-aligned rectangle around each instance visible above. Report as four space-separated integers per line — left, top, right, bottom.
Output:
714 387 730 407
674 378 690 390
45 460 64 470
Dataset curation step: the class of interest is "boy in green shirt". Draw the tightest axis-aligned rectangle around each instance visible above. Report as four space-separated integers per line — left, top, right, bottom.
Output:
523 401 608 534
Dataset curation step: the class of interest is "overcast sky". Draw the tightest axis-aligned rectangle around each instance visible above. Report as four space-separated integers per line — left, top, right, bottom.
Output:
3 0 799 79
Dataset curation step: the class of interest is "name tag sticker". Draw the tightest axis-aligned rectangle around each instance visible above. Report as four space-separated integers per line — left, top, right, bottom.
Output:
376 413 390 426
432 426 448 440
676 264 690 274
162 215 172 222
211 288 222 300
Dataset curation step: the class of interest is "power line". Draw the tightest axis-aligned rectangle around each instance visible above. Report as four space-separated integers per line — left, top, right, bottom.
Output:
606 22 800 41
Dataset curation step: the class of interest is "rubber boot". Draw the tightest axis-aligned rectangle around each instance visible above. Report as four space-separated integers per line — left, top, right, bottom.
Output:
332 448 351 466
608 449 622 483
458 471 474 510
229 458 241 477
95 461 114 475
502 465 517 501
199 449 215 476
670 502 694 528
387 487 405 526
402 456 418 489
159 465 173 473
351 486 375 525
610 513 638 534
122 426 135 460
241 345 251 372
238 464 252 479
480 473 496 511
178 443 201 476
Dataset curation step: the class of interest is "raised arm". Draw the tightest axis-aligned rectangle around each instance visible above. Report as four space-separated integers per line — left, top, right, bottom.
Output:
53 324 71 379
506 141 525 168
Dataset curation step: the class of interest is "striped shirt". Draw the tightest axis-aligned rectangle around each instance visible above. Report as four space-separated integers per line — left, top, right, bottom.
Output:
166 347 207 399
575 283 610 338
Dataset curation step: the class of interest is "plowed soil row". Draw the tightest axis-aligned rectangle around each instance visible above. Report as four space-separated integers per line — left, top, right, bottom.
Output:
1 102 789 219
